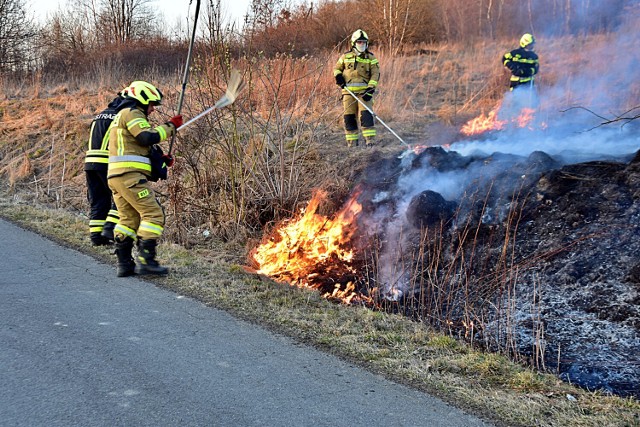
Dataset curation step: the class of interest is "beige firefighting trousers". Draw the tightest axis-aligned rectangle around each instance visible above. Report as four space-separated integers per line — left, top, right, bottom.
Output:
342 94 376 145
108 171 165 241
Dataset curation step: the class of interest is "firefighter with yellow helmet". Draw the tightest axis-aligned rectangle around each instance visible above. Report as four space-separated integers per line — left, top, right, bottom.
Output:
334 29 380 147
107 80 182 277
502 33 539 91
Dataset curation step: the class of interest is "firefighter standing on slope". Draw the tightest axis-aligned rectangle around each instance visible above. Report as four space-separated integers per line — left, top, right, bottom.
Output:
85 91 127 246
503 33 539 91
107 81 182 277
334 29 380 147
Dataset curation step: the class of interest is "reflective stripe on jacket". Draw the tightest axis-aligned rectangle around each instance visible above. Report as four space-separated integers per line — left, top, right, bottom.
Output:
107 105 174 179
108 155 152 174
502 47 539 83
334 50 380 94
85 96 126 171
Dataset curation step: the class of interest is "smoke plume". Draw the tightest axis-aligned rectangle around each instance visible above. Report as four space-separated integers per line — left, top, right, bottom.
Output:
370 4 640 293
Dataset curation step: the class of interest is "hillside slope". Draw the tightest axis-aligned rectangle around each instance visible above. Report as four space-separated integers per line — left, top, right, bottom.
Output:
1 29 639 401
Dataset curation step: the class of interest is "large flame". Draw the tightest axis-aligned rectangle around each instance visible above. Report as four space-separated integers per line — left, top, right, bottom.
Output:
461 101 539 136
461 104 506 135
252 189 367 303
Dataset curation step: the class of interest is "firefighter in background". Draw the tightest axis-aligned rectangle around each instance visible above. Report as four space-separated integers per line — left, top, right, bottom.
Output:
85 91 127 246
502 33 539 91
107 81 182 277
334 29 380 147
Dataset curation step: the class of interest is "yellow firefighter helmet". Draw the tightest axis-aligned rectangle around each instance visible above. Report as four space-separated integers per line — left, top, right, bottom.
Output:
125 81 164 106
520 33 535 48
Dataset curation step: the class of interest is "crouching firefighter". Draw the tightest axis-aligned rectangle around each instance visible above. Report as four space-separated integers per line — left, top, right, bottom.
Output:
107 80 183 277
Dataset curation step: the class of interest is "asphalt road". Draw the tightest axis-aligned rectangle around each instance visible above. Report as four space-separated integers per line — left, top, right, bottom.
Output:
0 218 491 427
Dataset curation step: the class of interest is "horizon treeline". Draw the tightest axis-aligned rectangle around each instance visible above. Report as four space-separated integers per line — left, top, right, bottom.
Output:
1 0 636 83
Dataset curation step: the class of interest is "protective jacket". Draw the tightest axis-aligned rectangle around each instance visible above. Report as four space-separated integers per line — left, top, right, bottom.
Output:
85 95 127 244
503 47 539 88
85 96 126 171
334 50 380 95
107 100 175 179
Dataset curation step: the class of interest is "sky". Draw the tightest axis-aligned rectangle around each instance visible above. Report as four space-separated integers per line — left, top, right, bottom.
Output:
28 0 253 27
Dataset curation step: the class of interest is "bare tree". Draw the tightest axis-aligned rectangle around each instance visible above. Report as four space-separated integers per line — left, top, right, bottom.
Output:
362 0 440 52
94 0 157 44
0 0 36 73
38 0 96 70
249 0 286 30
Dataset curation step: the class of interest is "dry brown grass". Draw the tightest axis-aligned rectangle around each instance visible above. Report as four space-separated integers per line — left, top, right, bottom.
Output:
0 32 630 242
1 34 639 425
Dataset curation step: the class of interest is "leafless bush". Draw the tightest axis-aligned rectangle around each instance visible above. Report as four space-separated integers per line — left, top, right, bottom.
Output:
0 0 37 74
159 44 342 245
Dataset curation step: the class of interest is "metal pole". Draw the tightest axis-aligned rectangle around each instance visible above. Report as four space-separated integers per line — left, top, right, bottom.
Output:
343 87 411 149
169 0 201 155
176 69 245 132
177 106 215 131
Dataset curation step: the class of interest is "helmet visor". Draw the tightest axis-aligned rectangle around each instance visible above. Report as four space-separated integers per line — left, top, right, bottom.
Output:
354 40 368 52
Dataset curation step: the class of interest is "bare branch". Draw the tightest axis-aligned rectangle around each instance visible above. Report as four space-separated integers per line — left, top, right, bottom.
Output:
561 105 640 131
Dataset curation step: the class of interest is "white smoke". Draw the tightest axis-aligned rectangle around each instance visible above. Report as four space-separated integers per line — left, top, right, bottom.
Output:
454 2 640 160
372 7 640 294
451 116 639 164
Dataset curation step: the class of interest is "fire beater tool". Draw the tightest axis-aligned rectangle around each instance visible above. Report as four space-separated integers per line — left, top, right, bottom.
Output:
343 87 413 157
177 69 246 131
169 0 201 155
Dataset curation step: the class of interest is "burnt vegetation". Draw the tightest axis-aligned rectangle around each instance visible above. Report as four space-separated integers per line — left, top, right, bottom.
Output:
1 0 640 401
345 146 640 397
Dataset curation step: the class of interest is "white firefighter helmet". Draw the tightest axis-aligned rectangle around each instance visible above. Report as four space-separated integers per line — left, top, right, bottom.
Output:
351 29 369 53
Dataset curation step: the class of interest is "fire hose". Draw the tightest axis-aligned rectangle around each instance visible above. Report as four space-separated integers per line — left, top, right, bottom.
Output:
168 0 201 155
343 87 412 152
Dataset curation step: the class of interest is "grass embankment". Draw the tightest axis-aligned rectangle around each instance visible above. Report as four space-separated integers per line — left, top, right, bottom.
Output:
0 201 638 427
1 34 639 426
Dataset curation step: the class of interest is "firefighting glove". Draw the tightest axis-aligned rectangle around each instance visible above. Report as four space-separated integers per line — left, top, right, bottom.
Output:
162 154 175 168
168 115 183 129
335 74 346 88
362 87 375 102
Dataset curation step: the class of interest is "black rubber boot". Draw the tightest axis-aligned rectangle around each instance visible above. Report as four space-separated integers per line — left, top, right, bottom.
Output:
101 222 116 242
135 239 168 275
115 237 136 277
91 232 113 246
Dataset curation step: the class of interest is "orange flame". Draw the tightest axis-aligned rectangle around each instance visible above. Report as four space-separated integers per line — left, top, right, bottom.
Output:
516 108 536 129
460 105 506 136
252 189 365 302
461 103 539 136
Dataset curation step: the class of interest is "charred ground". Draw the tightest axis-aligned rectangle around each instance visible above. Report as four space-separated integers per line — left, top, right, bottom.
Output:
344 143 640 398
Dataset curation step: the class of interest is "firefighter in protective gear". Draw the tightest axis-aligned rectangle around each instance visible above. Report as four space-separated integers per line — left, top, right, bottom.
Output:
502 33 539 91
107 80 183 277
334 29 380 147
85 91 127 246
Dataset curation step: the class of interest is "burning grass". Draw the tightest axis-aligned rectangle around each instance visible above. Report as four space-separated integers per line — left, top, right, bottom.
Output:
460 99 541 136
251 188 374 304
248 140 640 400
2 30 640 425
1 198 638 427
